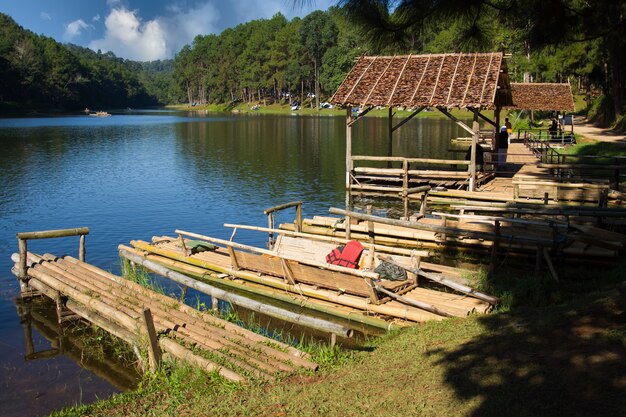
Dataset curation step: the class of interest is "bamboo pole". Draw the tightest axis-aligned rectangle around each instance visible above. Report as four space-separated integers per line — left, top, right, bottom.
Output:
160 338 246 383
224 223 430 257
374 285 454 317
329 207 557 246
16 227 89 240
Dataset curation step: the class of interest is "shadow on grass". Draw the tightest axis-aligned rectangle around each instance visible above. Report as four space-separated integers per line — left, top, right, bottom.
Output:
431 291 626 417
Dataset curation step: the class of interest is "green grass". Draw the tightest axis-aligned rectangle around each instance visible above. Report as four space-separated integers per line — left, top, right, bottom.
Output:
51 258 626 417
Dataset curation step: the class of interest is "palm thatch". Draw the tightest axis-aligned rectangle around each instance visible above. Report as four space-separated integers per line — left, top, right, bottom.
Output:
507 82 575 111
330 53 513 110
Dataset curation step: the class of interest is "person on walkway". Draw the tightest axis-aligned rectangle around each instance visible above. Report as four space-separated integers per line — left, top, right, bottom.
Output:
549 118 558 139
497 125 509 171
505 117 512 135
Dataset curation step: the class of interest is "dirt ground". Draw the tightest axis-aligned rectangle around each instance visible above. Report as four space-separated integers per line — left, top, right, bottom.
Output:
575 117 626 145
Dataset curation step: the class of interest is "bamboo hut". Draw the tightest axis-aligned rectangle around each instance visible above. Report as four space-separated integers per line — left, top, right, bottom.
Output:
330 52 514 203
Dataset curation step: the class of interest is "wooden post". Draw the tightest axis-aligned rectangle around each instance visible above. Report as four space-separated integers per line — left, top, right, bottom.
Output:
402 160 409 218
469 112 479 191
346 106 353 209
295 202 302 233
178 234 189 256
141 308 162 372
330 333 337 348
211 296 219 312
18 238 28 293
387 107 393 168
79 234 86 262
227 247 240 271
366 205 375 268
489 220 501 277
419 192 428 217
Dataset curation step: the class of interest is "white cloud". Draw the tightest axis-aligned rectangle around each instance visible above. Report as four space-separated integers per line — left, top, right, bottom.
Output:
40 12 51 21
89 3 220 61
64 19 92 40
92 14 101 22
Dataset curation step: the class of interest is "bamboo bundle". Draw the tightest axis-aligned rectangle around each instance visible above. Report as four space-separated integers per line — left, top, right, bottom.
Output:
11 252 316 381
43 256 293 378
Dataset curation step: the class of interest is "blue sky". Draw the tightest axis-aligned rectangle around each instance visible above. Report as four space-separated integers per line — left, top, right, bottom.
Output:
0 0 335 61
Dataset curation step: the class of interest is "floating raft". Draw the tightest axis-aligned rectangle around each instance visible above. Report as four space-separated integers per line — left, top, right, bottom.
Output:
11 251 316 382
124 233 492 330
283 208 625 258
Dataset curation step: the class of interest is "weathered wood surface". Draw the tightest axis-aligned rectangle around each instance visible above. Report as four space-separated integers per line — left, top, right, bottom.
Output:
11 252 316 382
129 237 490 324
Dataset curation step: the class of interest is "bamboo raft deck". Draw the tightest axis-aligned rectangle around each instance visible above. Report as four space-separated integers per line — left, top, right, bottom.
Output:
11 248 316 383
282 210 626 259
124 235 492 329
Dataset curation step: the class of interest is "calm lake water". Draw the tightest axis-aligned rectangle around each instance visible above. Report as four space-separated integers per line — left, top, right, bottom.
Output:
0 110 470 416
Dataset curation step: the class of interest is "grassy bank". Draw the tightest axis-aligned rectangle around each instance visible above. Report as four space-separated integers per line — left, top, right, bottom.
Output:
166 102 490 120
53 261 626 417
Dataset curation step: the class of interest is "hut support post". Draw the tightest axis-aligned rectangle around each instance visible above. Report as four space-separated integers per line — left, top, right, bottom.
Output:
346 106 353 240
346 106 353 210
387 107 393 168
494 106 501 154
469 112 479 191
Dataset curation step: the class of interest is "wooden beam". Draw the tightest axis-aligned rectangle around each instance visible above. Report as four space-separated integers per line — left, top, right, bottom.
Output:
392 107 425 132
470 109 497 127
347 106 374 127
437 107 475 136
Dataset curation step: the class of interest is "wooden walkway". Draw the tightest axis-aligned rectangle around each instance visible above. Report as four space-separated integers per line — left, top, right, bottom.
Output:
11 251 317 382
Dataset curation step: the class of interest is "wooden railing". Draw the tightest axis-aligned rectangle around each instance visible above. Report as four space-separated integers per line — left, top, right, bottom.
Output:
264 201 302 247
16 227 89 293
517 128 575 145
524 137 626 189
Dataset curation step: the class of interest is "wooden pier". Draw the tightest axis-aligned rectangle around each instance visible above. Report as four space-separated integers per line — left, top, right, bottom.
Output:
12 228 316 383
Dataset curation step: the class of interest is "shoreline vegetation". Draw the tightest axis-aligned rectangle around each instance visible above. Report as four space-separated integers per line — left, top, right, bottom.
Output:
53 261 626 417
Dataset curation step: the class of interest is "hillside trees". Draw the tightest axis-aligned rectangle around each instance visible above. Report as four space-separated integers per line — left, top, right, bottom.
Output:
0 13 161 111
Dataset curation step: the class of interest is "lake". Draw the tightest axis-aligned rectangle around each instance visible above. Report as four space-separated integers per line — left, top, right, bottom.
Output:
0 110 471 416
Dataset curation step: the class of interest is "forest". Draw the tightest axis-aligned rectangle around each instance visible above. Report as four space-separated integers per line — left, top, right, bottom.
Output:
0 13 167 112
1 1 624 126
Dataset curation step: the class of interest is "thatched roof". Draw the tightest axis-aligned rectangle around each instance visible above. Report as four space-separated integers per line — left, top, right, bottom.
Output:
508 83 575 111
330 53 513 110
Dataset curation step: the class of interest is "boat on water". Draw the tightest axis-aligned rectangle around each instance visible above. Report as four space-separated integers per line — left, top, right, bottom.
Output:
89 111 111 117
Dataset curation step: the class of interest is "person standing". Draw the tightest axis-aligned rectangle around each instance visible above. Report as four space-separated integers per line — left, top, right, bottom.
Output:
505 117 512 135
497 125 509 171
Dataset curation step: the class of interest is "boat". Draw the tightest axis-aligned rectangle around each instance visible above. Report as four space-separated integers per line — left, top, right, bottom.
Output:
120 226 496 328
89 111 111 117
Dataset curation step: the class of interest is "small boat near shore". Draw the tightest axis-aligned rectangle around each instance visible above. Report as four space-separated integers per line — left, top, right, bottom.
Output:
89 111 111 117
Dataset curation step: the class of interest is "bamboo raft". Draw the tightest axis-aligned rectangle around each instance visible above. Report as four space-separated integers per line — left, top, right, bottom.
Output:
11 229 316 383
122 229 493 330
280 208 626 259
